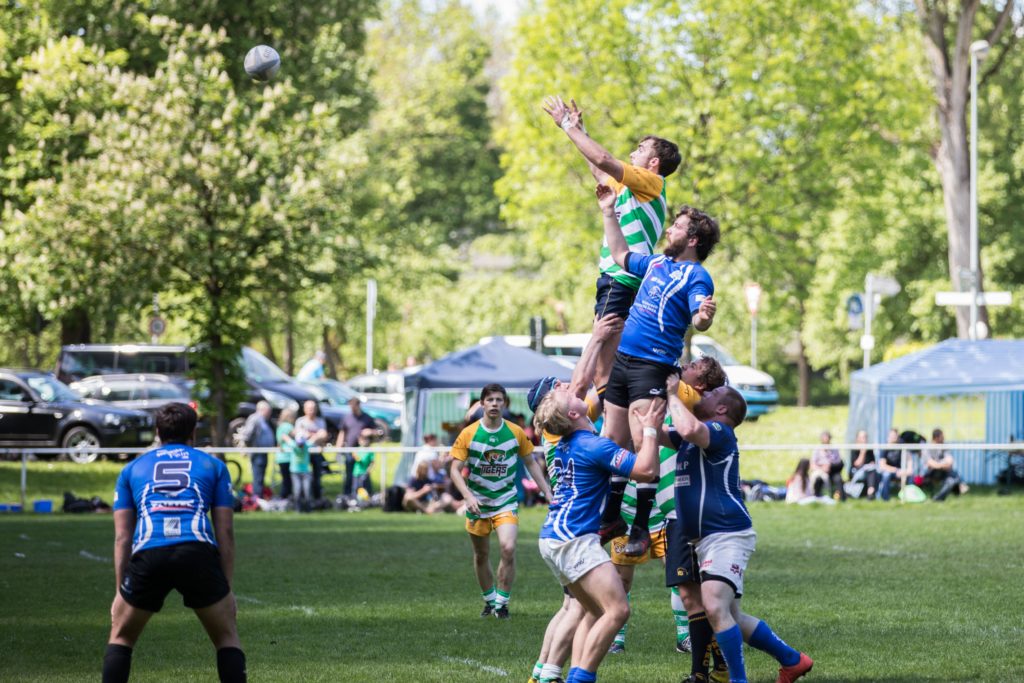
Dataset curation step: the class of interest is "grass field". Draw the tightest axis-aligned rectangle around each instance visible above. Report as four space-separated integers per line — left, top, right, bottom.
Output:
2 493 1024 682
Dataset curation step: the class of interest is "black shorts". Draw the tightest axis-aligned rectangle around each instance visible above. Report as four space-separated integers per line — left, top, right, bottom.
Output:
120 542 230 613
664 519 700 588
605 352 678 408
594 274 637 318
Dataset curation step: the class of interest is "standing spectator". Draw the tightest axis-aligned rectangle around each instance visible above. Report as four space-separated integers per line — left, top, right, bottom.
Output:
336 397 380 496
294 400 329 501
810 430 846 501
352 435 375 497
275 408 297 500
849 429 879 499
290 425 313 512
878 428 909 501
295 350 326 381
925 428 964 502
239 401 275 498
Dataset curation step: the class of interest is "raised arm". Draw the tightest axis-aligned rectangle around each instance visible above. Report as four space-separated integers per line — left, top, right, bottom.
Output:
692 295 716 332
568 314 624 399
596 184 629 268
542 96 624 183
666 374 710 449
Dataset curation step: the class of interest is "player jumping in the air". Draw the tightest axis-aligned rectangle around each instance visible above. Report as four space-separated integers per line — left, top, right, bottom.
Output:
104 403 246 683
450 383 552 619
594 181 719 560
542 95 682 555
663 375 814 683
533 386 665 683
526 313 624 683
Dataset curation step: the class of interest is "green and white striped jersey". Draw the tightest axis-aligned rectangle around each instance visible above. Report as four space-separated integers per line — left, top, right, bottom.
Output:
452 419 534 520
598 165 667 290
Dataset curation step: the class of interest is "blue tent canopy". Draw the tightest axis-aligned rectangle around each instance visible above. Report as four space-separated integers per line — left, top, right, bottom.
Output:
405 337 573 391
848 338 1024 484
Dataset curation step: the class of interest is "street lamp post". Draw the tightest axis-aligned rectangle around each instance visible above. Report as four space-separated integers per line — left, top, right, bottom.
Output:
969 39 989 340
744 282 762 369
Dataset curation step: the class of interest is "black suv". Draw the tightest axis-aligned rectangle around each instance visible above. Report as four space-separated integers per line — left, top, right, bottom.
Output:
56 344 346 444
0 370 154 463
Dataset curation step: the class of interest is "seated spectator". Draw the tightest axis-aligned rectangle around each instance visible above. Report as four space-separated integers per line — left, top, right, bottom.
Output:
403 462 456 513
810 430 846 501
878 428 910 501
786 458 834 505
849 429 879 499
924 428 965 502
413 434 440 470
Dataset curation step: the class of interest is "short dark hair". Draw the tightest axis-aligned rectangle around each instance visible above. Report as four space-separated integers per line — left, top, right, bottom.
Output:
643 135 681 177
721 386 747 426
932 428 944 440
675 206 720 261
695 357 727 392
480 383 508 405
156 403 197 444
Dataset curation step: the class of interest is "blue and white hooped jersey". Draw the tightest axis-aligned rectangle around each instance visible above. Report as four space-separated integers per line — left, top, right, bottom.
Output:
671 422 752 540
540 430 637 542
618 253 713 365
114 444 234 553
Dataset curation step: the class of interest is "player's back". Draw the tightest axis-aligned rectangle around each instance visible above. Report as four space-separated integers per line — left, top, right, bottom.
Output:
672 422 751 539
114 443 234 554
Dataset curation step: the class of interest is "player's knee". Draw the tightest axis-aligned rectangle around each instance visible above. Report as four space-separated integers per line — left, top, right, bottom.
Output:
610 599 631 626
500 544 516 562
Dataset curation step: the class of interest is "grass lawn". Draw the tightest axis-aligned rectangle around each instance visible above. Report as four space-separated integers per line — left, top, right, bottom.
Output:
2 492 1024 682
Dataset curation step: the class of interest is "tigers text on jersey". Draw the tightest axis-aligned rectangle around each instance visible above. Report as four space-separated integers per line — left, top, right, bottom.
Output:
113 444 234 554
671 421 752 540
619 253 713 365
451 419 534 519
540 430 637 542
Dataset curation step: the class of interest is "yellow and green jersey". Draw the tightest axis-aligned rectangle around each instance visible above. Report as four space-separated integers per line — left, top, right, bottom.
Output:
599 164 667 290
452 419 534 519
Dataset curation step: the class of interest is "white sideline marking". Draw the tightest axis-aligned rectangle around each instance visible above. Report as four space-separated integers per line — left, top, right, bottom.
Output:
14 552 26 559
441 656 509 677
289 605 315 616
79 550 111 563
235 595 262 604
19 533 30 540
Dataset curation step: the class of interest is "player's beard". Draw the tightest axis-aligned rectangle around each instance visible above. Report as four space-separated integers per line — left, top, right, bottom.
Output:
663 241 686 259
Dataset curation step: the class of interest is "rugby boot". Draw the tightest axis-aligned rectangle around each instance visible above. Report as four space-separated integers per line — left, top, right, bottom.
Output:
494 605 510 619
776 652 813 683
480 603 495 617
676 636 692 653
622 524 652 557
597 516 627 545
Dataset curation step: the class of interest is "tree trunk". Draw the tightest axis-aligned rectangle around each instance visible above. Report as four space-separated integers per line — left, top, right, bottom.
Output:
322 325 338 379
60 307 91 345
285 305 295 376
210 333 227 449
796 335 810 408
260 327 278 366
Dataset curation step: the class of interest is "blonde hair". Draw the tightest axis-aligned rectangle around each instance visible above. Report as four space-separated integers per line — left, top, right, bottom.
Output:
278 407 297 424
533 392 572 436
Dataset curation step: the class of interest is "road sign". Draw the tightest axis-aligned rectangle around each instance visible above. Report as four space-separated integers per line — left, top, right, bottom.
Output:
847 294 864 330
148 316 166 338
935 291 1012 307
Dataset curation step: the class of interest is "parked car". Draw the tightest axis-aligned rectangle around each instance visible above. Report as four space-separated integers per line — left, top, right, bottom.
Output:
55 344 348 444
0 369 154 463
69 374 211 446
345 370 406 405
299 379 402 440
690 335 779 420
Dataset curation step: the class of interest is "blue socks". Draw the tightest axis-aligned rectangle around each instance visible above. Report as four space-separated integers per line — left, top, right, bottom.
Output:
714 624 746 683
566 667 596 683
749 620 801 667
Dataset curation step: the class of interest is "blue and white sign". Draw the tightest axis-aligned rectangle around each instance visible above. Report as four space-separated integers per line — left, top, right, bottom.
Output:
847 294 864 330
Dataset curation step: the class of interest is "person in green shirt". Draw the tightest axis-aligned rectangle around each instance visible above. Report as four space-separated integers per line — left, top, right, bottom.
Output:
275 408 297 501
352 435 376 498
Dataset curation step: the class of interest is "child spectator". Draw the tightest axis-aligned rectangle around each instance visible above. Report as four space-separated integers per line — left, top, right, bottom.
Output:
352 435 375 499
275 408 297 500
785 458 833 505
291 426 313 512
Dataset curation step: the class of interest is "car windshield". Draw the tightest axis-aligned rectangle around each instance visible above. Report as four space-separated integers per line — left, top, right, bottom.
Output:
241 347 291 382
317 381 358 405
26 375 81 403
692 341 740 366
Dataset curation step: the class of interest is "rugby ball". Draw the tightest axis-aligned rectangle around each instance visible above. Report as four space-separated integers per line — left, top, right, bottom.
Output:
244 45 280 81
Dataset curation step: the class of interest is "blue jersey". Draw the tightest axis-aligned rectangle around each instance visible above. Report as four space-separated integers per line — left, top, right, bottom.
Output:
619 253 713 365
671 422 752 540
114 444 234 554
540 430 637 542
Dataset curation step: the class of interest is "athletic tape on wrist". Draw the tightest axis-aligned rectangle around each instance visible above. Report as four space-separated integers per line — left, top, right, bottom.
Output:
643 427 658 437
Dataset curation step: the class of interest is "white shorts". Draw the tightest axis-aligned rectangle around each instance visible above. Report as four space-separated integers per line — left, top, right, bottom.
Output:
695 528 757 596
538 533 611 586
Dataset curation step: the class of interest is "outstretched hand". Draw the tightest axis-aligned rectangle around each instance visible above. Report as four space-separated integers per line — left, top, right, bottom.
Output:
596 183 616 213
665 372 680 400
542 95 583 130
697 295 716 323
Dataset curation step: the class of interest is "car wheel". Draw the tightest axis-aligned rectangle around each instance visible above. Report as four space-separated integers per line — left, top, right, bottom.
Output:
225 417 248 447
62 426 101 464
